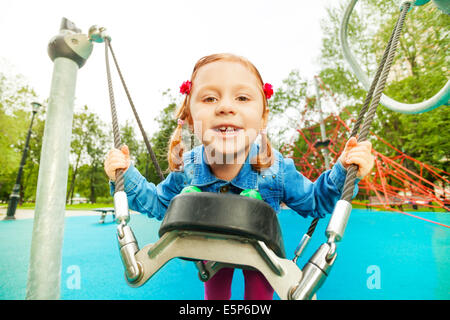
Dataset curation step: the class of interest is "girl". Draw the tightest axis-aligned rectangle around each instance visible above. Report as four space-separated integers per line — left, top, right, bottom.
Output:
104 53 374 300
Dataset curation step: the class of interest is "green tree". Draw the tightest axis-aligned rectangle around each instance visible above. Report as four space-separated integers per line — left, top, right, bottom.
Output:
0 70 42 202
85 115 110 203
120 119 147 175
144 90 179 184
370 2 450 176
268 70 309 149
70 107 111 203
21 116 46 202
67 106 94 203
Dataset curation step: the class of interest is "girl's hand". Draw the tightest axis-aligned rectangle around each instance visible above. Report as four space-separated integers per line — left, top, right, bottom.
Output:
340 137 374 179
104 145 131 181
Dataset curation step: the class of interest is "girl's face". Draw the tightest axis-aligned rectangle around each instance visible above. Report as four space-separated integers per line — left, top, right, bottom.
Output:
188 60 267 164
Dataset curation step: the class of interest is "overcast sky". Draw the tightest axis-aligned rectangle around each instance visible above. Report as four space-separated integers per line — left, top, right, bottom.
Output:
0 0 335 136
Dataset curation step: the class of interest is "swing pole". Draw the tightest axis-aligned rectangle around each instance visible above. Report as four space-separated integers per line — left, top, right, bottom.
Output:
25 18 92 300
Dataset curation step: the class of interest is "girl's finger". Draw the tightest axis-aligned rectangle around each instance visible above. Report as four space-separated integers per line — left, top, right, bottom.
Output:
347 155 374 177
121 145 130 156
345 151 372 164
344 137 358 150
356 142 372 152
109 160 128 170
348 144 372 153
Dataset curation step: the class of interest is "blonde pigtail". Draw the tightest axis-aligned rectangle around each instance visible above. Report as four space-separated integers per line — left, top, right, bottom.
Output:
251 129 274 172
168 122 185 171
168 96 191 171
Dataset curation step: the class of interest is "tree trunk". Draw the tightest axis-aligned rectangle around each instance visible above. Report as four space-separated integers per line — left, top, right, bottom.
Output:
66 153 81 204
89 163 96 204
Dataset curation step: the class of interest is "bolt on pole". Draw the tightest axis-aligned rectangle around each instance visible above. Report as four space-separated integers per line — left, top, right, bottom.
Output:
25 18 92 300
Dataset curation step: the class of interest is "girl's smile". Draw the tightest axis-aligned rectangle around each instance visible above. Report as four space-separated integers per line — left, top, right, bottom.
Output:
212 124 243 139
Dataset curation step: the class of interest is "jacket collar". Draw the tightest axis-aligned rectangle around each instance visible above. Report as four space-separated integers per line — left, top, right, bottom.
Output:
191 144 259 190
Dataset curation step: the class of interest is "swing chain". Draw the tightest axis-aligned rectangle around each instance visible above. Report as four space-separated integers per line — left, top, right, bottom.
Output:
94 26 144 285
290 1 412 300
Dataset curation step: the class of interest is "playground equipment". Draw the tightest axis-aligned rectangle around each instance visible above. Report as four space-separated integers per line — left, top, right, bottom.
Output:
340 0 449 114
25 0 449 299
26 19 93 300
281 76 450 224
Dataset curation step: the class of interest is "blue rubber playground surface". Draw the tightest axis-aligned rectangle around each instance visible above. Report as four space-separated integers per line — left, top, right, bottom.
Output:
0 208 449 300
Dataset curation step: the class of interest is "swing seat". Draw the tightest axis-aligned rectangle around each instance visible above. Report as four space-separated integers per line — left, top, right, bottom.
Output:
159 192 286 258
129 192 303 299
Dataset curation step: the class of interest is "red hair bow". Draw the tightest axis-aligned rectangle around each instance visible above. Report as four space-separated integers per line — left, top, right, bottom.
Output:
263 83 273 99
180 80 192 95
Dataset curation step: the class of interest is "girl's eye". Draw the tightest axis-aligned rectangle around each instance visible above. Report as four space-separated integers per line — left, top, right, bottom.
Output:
237 96 249 102
204 97 217 103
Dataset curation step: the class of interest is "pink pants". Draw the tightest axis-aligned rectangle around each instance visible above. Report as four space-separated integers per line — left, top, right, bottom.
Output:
204 267 274 300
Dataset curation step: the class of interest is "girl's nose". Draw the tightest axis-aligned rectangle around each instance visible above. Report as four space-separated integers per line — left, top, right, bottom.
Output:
215 100 236 116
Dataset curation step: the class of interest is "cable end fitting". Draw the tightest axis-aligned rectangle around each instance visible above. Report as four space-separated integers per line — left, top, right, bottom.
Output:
114 191 130 224
88 25 111 43
325 199 352 242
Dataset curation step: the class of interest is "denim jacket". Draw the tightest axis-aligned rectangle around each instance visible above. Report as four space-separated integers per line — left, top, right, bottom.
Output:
110 143 358 221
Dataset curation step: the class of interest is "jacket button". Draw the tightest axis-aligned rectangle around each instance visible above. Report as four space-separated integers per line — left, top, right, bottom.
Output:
220 185 229 193
262 175 265 178
272 175 276 178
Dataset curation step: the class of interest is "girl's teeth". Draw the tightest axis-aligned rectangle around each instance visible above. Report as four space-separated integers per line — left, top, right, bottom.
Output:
217 127 238 132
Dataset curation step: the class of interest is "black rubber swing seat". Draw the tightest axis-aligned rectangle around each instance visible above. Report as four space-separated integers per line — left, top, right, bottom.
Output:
159 192 286 258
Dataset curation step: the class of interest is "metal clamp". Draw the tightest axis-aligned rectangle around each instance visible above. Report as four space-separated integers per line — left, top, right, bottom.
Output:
289 242 337 300
117 221 143 283
113 191 130 224
289 200 352 299
325 199 352 242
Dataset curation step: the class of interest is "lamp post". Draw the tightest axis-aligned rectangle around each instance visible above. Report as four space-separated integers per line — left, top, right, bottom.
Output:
4 102 41 220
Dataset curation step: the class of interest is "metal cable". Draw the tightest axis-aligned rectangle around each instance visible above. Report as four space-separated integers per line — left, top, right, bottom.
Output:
349 17 400 138
104 38 125 192
306 20 400 238
341 2 410 202
107 41 165 182
307 218 319 237
306 3 410 240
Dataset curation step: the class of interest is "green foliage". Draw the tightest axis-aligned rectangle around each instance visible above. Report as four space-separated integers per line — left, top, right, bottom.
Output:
0 71 41 201
1 1 448 205
270 70 308 114
21 116 45 202
316 0 449 181
77 109 111 203
267 70 309 148
144 89 178 184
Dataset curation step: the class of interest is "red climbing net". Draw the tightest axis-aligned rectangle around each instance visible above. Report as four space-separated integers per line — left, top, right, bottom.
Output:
280 76 450 227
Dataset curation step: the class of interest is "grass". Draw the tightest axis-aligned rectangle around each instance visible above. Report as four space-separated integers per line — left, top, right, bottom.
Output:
0 202 113 211
65 203 114 210
1 199 447 213
351 201 448 212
